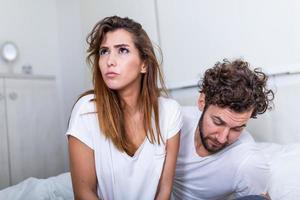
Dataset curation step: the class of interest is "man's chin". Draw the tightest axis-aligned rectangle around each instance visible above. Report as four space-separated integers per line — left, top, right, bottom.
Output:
206 147 223 153
205 143 226 153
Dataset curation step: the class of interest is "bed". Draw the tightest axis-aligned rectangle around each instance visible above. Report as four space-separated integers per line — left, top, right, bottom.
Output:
0 103 300 200
0 142 299 200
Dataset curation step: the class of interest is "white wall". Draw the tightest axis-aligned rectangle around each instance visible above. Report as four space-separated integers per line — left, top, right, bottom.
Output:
0 0 90 171
0 0 93 130
55 0 88 132
247 73 300 144
157 0 300 88
0 0 73 174
79 0 160 49
0 0 60 75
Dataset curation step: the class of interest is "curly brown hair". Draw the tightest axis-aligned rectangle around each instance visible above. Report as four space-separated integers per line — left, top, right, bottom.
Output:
199 59 274 118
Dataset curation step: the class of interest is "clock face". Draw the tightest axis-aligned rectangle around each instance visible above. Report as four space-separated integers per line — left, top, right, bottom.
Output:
1 42 18 62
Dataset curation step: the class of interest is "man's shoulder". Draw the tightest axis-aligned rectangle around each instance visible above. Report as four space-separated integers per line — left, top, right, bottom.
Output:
180 106 200 136
223 138 268 171
181 106 200 124
182 106 199 116
219 133 260 162
238 130 255 144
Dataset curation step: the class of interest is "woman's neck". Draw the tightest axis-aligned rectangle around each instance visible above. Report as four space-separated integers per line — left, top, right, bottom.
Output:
118 84 141 114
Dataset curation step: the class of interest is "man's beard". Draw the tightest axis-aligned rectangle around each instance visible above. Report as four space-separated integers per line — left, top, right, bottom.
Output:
198 109 227 154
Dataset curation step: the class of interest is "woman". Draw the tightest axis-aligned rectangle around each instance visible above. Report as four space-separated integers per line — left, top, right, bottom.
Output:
66 16 182 200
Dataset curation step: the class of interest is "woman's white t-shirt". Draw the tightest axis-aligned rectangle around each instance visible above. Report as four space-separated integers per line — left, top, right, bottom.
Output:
66 94 182 200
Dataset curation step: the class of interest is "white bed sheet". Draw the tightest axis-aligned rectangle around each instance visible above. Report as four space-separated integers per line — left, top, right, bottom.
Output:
258 142 300 200
1 142 299 200
0 173 73 200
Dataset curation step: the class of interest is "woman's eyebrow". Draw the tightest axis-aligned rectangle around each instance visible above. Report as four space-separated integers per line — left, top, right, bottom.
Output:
114 44 130 48
100 44 129 48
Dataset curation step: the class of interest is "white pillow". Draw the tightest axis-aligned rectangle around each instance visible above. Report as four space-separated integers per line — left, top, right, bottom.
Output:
258 143 300 200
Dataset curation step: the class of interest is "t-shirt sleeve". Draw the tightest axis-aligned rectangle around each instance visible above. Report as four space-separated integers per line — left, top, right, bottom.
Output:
166 100 183 139
233 147 271 197
66 97 94 150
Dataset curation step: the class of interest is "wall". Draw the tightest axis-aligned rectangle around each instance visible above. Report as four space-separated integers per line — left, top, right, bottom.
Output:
0 0 89 172
247 73 300 144
0 0 60 75
79 0 160 50
156 0 300 88
55 0 88 133
0 1 78 183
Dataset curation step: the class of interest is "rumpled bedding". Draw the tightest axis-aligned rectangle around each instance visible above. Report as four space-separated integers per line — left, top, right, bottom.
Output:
258 143 300 200
0 143 300 200
0 172 73 200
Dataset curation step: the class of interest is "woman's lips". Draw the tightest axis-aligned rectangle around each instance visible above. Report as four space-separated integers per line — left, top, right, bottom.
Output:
105 72 119 78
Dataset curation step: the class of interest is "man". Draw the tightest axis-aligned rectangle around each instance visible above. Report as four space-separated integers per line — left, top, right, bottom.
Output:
172 59 274 200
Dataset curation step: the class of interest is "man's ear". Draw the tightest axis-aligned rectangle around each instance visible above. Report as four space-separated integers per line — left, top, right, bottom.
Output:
197 93 206 111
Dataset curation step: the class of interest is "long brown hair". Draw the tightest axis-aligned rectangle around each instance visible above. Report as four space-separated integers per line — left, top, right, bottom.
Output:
85 16 167 154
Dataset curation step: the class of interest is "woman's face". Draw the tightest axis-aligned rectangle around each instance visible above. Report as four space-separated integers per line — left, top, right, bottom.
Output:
98 29 146 94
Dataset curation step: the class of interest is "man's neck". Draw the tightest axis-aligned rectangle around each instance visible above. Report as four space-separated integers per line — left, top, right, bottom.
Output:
194 126 211 157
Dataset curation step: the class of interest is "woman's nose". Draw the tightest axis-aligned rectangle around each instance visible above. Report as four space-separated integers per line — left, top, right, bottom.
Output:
107 52 117 67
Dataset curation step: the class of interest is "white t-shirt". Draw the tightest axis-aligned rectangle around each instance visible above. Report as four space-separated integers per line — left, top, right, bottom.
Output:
66 94 182 200
172 107 270 200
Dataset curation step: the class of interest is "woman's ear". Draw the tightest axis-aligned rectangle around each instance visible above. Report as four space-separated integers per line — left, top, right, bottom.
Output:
140 63 147 73
198 93 206 111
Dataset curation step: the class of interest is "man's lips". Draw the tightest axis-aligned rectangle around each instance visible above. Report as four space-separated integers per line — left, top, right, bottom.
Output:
208 138 223 148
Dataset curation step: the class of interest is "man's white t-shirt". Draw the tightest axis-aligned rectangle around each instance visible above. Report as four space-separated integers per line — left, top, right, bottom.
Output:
172 107 270 200
66 94 182 200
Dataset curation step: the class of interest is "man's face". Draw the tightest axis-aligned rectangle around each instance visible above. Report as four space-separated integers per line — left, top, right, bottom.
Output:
198 104 253 154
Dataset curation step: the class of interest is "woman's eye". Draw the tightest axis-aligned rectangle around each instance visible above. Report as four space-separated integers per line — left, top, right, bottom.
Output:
119 47 129 54
99 49 108 56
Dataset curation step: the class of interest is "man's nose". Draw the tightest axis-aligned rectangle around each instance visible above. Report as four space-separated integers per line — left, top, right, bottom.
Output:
216 128 230 144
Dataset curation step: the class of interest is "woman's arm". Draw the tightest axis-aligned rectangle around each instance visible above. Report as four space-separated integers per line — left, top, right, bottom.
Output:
68 135 99 200
155 132 180 200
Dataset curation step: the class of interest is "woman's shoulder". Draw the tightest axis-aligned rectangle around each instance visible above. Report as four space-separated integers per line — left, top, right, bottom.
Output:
76 93 95 104
158 96 182 119
158 96 183 139
158 96 181 109
72 93 96 115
